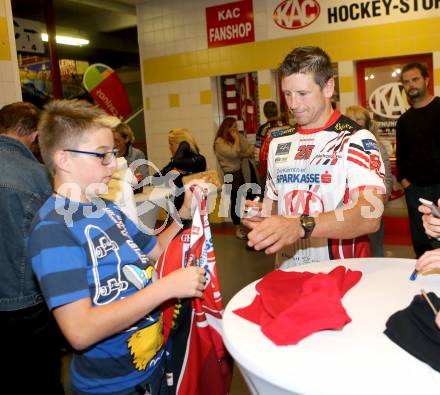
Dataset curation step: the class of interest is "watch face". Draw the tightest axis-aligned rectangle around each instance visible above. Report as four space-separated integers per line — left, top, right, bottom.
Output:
301 215 315 238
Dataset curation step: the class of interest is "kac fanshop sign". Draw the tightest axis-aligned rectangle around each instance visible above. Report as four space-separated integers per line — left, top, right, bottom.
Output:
206 0 255 49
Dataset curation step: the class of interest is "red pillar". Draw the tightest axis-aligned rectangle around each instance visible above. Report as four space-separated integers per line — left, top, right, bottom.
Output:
44 0 63 99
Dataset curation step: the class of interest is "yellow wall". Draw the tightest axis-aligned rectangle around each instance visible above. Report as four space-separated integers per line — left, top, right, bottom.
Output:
0 16 11 61
144 17 440 84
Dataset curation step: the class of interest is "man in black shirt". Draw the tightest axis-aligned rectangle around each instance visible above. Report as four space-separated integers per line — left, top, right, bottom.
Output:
396 62 440 257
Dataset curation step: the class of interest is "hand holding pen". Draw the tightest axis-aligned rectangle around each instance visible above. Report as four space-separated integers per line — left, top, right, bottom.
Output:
414 249 440 278
242 197 262 221
420 289 440 329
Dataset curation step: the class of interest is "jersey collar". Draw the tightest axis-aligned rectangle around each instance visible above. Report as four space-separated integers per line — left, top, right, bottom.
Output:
297 110 340 135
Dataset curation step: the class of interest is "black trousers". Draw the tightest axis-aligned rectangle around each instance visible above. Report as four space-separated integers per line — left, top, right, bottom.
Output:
404 183 440 257
0 303 65 394
225 170 245 225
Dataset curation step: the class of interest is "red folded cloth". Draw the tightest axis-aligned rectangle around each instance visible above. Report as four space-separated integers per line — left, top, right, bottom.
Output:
234 266 362 345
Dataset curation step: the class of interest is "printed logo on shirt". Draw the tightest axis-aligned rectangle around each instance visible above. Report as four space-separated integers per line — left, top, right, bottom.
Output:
314 152 343 161
335 122 353 132
270 127 295 138
85 225 128 305
369 153 381 171
294 144 314 160
277 172 321 184
362 139 378 151
275 142 291 155
275 156 288 163
321 171 332 183
283 189 324 215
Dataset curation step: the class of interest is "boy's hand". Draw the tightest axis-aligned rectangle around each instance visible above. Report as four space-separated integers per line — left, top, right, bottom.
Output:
178 180 207 220
161 266 206 299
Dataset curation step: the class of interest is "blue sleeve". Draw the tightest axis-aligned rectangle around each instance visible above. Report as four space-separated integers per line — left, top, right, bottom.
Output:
29 220 90 310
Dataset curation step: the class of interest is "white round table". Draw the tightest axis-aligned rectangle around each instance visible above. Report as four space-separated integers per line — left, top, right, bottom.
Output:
223 258 440 395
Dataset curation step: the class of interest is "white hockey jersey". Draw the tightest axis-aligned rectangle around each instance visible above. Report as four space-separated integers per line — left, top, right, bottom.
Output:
266 111 386 269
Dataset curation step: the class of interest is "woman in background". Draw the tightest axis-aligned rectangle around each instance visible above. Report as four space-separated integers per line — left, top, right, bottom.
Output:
113 123 148 181
154 128 206 210
345 105 393 256
214 117 254 240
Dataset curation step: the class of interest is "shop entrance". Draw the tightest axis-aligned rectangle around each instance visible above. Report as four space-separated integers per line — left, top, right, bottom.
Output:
356 54 433 202
219 72 258 140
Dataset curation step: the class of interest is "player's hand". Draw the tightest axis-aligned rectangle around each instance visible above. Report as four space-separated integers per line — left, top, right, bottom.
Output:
246 215 303 254
242 198 263 224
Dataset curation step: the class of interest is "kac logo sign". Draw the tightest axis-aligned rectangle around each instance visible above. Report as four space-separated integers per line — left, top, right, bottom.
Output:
368 82 409 119
273 0 320 30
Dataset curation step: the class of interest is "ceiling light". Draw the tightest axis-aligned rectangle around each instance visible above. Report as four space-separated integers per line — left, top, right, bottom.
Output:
370 74 375 79
392 71 396 77
41 33 89 46
365 76 369 80
396 68 401 74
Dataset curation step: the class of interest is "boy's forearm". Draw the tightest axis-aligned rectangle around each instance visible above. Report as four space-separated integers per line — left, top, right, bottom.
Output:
54 278 175 350
150 219 183 260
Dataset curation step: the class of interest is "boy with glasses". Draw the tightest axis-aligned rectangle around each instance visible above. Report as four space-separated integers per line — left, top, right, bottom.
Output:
28 99 206 394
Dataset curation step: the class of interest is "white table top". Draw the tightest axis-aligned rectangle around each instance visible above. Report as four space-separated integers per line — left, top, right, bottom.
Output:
223 258 440 395
134 186 172 203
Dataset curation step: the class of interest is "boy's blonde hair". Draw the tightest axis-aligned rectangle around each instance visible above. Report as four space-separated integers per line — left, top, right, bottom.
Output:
168 128 200 153
38 99 119 175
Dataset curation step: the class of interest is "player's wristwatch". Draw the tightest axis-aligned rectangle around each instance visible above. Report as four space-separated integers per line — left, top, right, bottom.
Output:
300 214 315 239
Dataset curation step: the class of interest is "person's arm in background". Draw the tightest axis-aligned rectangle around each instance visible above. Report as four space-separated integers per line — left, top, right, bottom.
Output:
379 143 393 201
130 147 149 180
258 135 272 179
395 118 411 189
239 134 254 159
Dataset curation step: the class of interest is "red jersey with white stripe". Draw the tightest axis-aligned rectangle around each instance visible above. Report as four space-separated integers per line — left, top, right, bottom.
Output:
266 111 386 269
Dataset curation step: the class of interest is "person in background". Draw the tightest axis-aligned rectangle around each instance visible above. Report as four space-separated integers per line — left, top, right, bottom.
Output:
396 62 440 258
154 128 206 211
345 105 393 257
258 121 293 192
214 117 254 240
255 101 283 166
98 117 141 225
0 102 64 393
113 122 148 182
242 46 386 268
28 99 206 395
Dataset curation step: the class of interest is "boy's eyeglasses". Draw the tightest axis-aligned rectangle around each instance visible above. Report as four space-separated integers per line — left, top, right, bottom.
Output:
64 148 118 165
